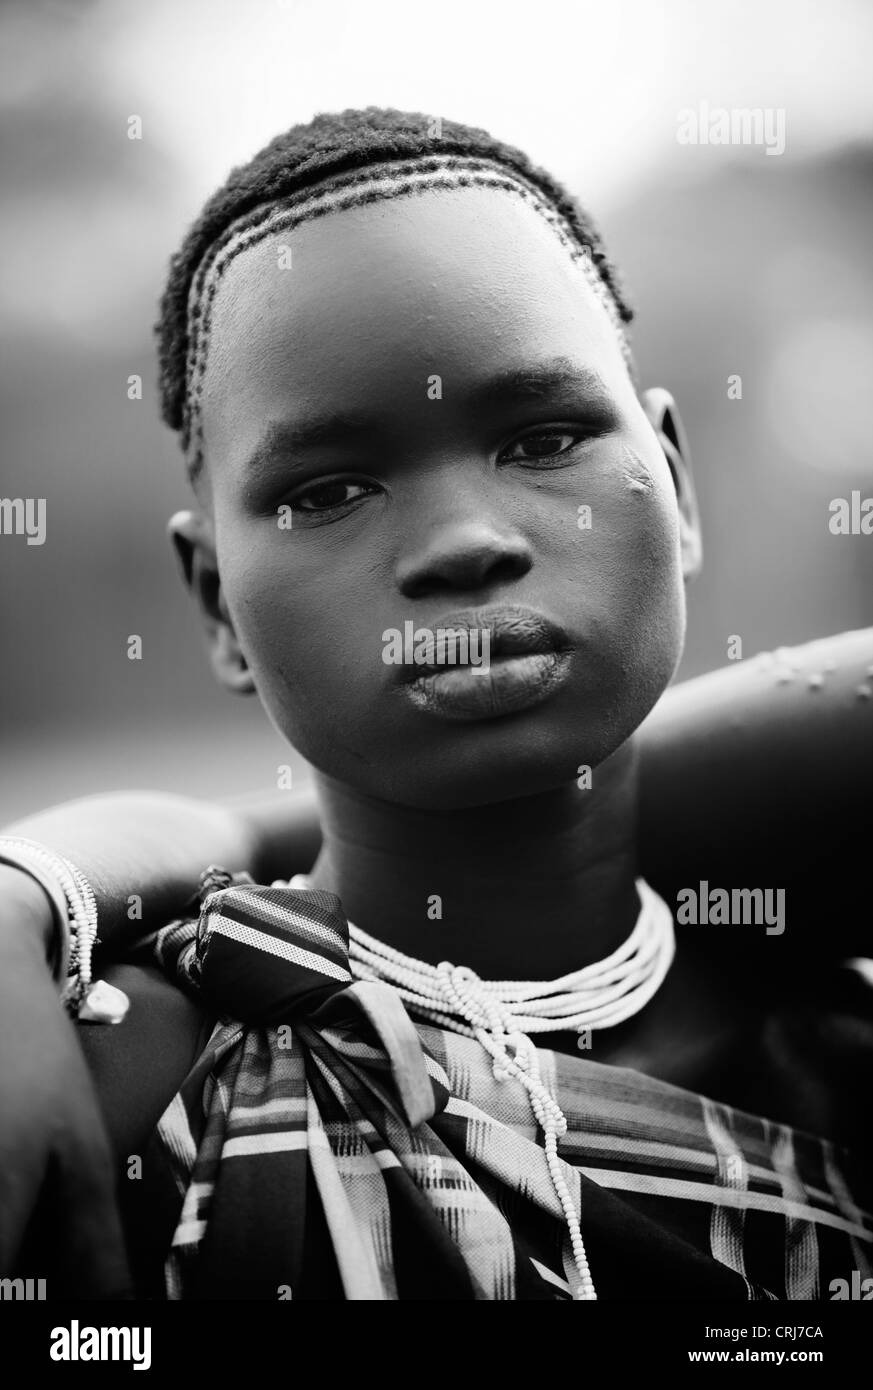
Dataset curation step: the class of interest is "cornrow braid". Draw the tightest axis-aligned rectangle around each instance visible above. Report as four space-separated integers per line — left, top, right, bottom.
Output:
157 107 635 470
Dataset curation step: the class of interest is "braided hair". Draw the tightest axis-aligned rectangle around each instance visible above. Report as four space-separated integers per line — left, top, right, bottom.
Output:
156 107 635 470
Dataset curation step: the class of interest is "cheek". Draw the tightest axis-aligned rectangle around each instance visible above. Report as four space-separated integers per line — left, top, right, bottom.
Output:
607 468 686 687
548 443 685 687
218 534 391 756
542 437 682 603
213 436 686 780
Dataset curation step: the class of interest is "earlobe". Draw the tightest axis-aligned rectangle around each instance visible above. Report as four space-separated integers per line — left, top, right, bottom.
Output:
639 388 703 581
167 509 256 695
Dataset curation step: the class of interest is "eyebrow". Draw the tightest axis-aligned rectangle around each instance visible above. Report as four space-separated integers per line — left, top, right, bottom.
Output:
239 358 615 481
240 413 382 484
466 359 615 410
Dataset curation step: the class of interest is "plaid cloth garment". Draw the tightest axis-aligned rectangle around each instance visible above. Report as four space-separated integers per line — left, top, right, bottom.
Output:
145 878 873 1300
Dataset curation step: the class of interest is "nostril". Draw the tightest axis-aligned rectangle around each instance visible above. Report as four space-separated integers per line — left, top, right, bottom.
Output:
488 551 532 587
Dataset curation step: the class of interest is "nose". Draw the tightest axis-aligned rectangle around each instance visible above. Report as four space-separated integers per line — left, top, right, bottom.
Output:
395 514 533 600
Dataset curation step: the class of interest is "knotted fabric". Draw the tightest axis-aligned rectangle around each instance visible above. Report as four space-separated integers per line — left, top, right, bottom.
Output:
143 874 873 1300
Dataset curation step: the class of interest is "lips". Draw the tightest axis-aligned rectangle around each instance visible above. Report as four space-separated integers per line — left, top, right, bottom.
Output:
395 606 570 682
395 605 573 721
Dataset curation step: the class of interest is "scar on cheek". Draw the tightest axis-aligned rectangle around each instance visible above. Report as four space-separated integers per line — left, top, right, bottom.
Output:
620 444 655 495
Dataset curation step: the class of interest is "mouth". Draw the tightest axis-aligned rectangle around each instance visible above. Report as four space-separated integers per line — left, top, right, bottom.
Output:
395 605 573 722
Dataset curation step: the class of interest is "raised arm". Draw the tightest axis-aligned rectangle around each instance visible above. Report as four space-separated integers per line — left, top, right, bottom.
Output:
4 628 871 965
220 627 873 915
1 628 870 1284
640 627 873 896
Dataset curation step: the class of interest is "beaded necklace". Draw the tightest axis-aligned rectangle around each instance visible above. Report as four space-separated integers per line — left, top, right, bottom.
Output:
283 873 675 1300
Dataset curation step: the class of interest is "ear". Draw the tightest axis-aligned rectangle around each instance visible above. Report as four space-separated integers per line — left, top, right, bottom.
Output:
168 509 256 695
639 388 703 580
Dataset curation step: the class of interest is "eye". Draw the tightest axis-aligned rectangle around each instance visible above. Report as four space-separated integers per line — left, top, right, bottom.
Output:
289 477 378 515
499 430 587 465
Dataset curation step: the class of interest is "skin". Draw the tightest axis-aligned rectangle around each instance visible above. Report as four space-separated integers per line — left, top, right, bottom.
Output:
1 184 869 1284
172 184 702 993
3 621 872 1284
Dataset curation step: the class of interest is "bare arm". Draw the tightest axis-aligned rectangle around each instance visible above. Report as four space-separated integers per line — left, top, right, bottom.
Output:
234 628 873 915
639 627 873 894
1 627 869 1282
4 627 871 963
1 790 311 959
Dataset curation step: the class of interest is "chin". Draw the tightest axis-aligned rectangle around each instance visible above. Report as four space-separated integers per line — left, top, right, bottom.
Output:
367 716 626 811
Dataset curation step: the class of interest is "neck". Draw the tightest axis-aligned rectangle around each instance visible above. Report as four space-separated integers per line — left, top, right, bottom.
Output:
307 742 641 979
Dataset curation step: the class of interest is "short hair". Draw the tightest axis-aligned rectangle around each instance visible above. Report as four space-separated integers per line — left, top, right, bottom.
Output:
156 106 635 469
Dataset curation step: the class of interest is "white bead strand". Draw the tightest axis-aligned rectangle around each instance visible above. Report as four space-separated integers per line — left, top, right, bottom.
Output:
280 872 678 1302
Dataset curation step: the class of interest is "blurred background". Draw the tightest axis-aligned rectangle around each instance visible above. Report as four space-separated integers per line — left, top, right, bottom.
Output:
1 0 872 820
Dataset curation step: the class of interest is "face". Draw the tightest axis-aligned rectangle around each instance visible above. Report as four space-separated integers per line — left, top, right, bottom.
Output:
178 184 700 809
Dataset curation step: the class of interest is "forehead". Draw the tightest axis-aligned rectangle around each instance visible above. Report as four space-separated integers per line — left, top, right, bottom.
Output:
199 184 632 468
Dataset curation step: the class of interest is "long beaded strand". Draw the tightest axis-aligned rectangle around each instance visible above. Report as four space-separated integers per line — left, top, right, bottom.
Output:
284 874 676 1301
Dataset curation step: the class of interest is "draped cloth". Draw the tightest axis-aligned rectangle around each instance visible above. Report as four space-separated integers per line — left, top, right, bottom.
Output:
145 877 873 1301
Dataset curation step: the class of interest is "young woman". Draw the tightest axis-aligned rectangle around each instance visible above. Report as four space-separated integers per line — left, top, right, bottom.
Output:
2 108 871 1300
